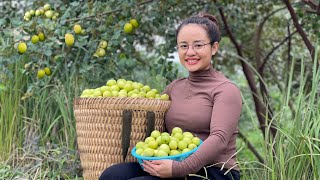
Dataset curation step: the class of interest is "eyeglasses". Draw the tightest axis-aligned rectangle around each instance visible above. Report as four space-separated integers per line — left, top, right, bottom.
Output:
176 42 211 53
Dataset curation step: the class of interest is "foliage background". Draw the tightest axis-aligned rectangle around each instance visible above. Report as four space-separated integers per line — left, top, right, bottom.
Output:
0 0 319 179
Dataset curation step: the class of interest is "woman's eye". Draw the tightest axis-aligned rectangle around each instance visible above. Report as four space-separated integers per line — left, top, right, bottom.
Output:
194 44 203 48
180 45 188 49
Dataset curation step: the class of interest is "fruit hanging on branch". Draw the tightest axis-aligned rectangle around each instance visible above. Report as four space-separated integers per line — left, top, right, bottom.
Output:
23 3 59 21
37 67 52 79
124 23 133 34
44 67 51 76
38 32 45 42
130 19 139 28
17 42 27 54
123 19 139 34
37 70 45 79
93 40 108 57
31 35 39 44
65 33 75 47
73 24 82 34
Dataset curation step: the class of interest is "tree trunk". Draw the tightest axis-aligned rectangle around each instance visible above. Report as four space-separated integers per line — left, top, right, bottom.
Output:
217 6 277 138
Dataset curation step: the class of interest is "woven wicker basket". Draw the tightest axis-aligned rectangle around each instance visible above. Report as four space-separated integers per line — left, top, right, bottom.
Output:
73 97 171 180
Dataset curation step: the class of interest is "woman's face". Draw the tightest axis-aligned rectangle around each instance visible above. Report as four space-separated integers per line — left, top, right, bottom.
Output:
177 24 219 72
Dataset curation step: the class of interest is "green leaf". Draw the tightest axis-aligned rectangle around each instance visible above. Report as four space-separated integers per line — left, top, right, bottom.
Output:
3 31 13 37
0 84 7 91
44 49 52 57
11 19 23 26
0 19 6 27
70 2 80 7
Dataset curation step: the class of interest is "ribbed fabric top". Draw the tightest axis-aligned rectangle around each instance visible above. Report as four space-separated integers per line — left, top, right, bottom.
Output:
163 66 242 177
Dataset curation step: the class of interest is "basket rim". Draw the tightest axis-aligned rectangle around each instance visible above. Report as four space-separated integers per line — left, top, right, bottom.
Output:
73 97 171 111
73 97 171 105
74 97 171 101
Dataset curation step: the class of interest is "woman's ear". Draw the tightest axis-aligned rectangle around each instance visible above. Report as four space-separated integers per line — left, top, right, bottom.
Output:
211 42 219 56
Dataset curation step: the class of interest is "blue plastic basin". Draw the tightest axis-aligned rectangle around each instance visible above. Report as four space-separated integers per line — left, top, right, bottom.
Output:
131 140 202 167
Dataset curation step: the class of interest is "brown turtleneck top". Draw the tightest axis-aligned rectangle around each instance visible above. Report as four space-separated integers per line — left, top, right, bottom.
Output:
163 66 242 177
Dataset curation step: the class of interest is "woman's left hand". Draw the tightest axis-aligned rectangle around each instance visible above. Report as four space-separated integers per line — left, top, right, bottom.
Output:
142 160 173 178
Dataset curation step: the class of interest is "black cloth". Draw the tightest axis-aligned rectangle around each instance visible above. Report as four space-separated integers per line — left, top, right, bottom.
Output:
99 162 240 180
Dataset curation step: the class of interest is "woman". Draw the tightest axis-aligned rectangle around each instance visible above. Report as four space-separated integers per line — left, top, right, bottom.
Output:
99 12 242 180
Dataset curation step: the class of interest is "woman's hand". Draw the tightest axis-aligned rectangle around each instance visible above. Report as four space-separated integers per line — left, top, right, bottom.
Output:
142 160 173 178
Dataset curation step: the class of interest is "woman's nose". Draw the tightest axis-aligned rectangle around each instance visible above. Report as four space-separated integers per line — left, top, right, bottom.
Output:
185 46 196 55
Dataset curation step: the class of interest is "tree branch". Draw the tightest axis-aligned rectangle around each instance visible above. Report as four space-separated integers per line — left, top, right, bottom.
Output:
302 0 318 10
256 6 287 69
305 9 320 15
259 30 298 72
217 5 277 138
65 0 155 22
254 7 287 122
238 131 264 163
282 0 315 61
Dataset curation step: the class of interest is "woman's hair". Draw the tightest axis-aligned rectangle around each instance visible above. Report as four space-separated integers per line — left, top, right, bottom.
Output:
176 12 221 44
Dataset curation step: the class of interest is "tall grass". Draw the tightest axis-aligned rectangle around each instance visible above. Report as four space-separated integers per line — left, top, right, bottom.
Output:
239 48 320 179
0 39 83 178
0 56 27 161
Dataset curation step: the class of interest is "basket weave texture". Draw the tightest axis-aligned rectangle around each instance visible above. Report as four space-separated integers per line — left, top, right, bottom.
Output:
73 97 171 180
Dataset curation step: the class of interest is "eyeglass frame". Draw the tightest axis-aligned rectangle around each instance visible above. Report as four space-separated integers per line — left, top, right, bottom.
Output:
175 41 213 53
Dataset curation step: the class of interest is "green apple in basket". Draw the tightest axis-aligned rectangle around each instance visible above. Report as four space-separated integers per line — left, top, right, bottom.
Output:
172 127 183 135
151 130 161 139
169 150 180 156
80 78 170 100
132 128 202 158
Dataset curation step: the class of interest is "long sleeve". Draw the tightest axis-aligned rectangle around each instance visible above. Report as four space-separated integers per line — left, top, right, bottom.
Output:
171 83 242 177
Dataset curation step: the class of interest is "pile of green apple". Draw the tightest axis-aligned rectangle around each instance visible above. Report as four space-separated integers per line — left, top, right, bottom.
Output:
134 127 201 157
80 78 170 100
24 4 59 21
